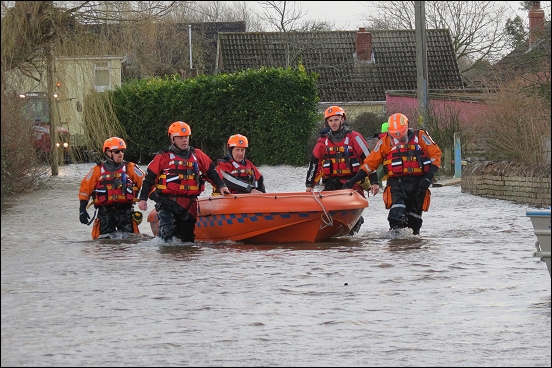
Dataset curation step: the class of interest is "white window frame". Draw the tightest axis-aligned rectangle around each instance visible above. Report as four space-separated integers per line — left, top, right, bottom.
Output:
94 61 111 92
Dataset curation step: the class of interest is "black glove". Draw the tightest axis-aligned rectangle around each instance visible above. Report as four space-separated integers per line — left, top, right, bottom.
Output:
416 164 439 194
80 211 90 224
416 177 432 193
79 199 90 224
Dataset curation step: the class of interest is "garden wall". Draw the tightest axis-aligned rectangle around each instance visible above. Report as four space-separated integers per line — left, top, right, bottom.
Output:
461 161 551 208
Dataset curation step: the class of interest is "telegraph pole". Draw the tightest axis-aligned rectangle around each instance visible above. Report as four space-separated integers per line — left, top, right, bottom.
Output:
46 45 59 176
415 1 428 129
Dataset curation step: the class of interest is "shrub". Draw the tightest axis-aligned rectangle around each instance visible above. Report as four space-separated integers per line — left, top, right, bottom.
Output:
1 89 49 210
86 67 320 166
470 78 551 164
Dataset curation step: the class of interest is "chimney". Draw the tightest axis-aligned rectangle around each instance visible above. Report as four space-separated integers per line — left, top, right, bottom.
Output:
529 1 545 47
356 27 372 61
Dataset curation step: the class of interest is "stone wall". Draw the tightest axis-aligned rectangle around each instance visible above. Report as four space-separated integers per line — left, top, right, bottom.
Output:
461 161 551 208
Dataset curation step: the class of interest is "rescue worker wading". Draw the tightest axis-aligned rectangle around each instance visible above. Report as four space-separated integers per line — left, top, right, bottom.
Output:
215 134 266 194
343 113 442 235
78 137 145 239
305 105 379 235
137 121 230 243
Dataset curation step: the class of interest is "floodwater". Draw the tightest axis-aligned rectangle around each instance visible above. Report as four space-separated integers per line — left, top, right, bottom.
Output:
1 163 550 367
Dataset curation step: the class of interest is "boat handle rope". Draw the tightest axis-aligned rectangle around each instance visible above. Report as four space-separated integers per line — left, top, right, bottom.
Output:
311 190 333 229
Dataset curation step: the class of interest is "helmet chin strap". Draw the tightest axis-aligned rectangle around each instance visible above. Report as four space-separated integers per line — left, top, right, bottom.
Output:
170 136 178 151
104 152 114 163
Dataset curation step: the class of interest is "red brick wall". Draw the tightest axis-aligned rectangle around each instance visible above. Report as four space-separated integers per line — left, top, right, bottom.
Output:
356 29 372 61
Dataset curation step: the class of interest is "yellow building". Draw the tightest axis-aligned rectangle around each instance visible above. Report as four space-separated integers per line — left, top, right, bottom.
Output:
6 55 124 147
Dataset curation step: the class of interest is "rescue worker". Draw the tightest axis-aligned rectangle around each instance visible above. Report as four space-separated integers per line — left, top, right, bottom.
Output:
78 137 145 239
305 105 379 235
137 121 230 243
379 122 389 137
369 122 389 181
368 122 390 151
215 134 266 194
343 113 442 235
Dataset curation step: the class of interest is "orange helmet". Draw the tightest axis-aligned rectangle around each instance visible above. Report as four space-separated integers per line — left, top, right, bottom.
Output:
227 134 248 148
387 113 409 138
168 121 191 138
103 137 126 152
324 105 346 120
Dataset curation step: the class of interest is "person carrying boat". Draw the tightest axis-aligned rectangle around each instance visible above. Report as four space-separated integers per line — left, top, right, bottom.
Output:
78 137 145 239
343 113 442 235
137 121 230 243
305 105 379 235
214 134 266 194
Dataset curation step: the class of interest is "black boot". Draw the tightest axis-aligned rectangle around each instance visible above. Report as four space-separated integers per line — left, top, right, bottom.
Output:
349 216 364 235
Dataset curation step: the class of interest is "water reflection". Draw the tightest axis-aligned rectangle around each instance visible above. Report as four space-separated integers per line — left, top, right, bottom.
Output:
80 233 154 259
386 237 426 251
83 243 134 259
529 295 552 315
157 243 203 261
205 239 365 252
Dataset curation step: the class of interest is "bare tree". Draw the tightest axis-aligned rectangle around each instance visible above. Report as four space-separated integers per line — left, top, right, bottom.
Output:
255 1 307 32
295 19 334 32
1 1 178 176
226 1 265 31
360 1 514 73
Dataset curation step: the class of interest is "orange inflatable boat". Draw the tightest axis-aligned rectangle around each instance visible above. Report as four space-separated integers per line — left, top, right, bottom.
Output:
147 189 368 243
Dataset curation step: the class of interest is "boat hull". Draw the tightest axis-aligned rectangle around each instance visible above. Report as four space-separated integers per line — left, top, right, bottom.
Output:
526 209 551 276
148 189 368 243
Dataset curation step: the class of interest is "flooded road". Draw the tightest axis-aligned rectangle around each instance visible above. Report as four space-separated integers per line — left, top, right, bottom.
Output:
2 163 550 367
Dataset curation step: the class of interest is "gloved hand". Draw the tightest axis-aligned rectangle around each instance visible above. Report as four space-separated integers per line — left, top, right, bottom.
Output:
416 164 439 194
80 211 90 224
416 177 432 193
79 199 90 224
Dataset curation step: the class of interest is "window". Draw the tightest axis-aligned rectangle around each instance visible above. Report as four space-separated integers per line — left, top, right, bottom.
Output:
94 61 111 92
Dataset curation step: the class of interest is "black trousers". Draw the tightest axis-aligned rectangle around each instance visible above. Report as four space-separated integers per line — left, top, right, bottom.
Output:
386 176 427 234
155 202 196 243
97 205 134 235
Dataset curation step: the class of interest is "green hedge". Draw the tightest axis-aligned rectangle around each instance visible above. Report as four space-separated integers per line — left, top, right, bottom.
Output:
103 67 320 166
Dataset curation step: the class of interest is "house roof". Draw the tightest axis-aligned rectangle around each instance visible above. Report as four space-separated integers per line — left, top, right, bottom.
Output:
493 21 550 72
183 21 246 74
216 29 464 102
463 20 551 89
